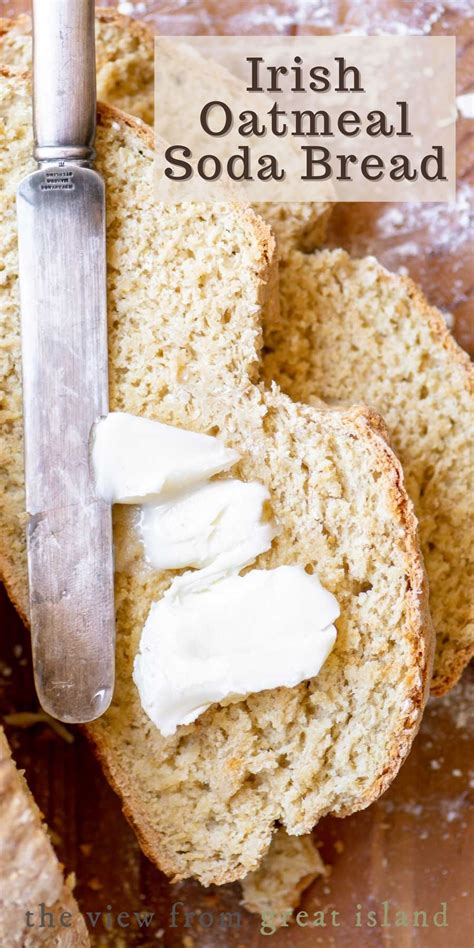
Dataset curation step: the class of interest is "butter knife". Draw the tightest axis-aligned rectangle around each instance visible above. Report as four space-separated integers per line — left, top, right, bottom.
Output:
16 0 115 723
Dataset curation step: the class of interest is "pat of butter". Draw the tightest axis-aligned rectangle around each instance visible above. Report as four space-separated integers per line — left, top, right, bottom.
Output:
140 478 276 572
133 565 339 737
92 411 239 504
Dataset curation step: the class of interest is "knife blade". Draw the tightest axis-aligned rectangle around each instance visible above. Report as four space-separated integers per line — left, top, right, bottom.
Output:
16 0 115 723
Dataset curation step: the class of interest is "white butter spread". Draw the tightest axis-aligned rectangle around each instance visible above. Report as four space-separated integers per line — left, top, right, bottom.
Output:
93 411 340 736
140 478 276 572
92 411 239 504
133 565 339 737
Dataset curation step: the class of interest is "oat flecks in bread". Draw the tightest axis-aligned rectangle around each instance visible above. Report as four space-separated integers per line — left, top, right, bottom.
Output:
0 70 431 885
263 248 474 696
0 11 330 255
0 728 89 947
241 829 326 917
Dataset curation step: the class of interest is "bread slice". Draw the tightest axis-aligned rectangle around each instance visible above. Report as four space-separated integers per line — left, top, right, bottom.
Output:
0 69 432 885
263 249 474 696
0 10 330 256
241 829 326 918
0 728 89 947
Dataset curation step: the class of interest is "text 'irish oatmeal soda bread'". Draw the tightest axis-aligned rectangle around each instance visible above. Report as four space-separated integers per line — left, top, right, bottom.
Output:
0 69 431 884
0 10 331 256
263 248 473 695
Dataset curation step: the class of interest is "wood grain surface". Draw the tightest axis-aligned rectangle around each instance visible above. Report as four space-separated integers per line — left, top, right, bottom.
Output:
0 2 473 946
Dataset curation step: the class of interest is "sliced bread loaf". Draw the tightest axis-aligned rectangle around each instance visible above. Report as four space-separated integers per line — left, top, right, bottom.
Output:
263 249 474 695
0 728 89 947
0 11 330 256
0 69 432 885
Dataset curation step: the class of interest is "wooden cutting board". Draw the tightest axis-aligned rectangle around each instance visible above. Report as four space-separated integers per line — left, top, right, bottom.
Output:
1 2 473 946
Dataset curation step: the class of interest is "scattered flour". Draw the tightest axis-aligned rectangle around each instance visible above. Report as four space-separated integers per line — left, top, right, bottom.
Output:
103 0 474 38
375 184 473 256
224 0 474 36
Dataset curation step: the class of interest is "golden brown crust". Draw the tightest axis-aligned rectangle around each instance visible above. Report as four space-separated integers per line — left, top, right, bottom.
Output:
401 276 473 695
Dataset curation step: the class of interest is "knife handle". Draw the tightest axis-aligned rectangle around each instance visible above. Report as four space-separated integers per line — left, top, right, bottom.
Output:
32 0 96 164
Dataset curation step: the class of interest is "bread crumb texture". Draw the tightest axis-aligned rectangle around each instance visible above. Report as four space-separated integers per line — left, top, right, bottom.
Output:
263 249 474 695
0 728 89 947
0 71 431 885
241 828 326 916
